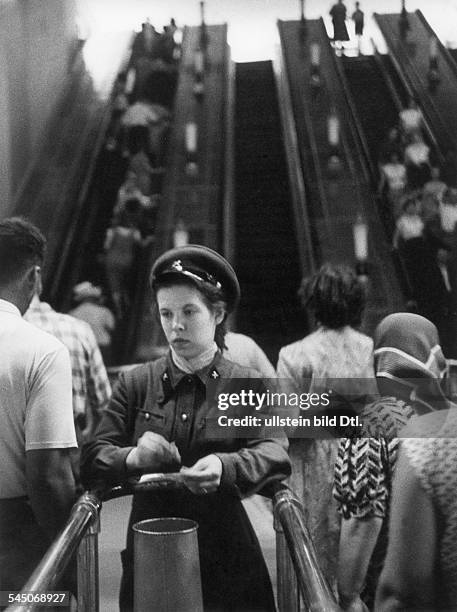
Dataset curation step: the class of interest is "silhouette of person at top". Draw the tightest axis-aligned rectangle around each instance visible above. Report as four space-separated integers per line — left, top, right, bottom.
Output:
330 0 350 46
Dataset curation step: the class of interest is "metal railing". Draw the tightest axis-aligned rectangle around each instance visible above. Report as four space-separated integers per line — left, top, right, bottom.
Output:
274 21 317 278
273 484 341 612
6 473 186 612
7 475 340 612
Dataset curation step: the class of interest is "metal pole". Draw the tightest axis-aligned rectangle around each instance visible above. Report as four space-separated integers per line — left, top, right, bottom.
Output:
7 493 101 612
274 511 300 612
199 1 208 49
299 0 306 38
77 514 100 612
273 488 341 612
399 0 409 37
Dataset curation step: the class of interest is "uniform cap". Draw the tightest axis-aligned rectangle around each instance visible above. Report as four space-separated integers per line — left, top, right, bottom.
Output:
150 245 240 312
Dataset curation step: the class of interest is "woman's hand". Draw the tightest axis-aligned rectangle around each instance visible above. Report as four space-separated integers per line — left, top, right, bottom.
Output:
180 454 223 495
126 432 181 472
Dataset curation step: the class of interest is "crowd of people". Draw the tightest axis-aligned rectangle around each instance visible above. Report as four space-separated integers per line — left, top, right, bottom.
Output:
3 9 457 612
377 98 457 356
2 213 456 611
87 18 180 329
278 264 457 611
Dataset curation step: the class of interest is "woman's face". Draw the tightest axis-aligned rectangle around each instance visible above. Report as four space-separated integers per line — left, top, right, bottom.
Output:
157 284 223 359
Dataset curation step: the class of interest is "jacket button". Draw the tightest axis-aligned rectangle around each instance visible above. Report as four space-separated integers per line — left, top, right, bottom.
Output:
185 376 193 384
181 413 188 422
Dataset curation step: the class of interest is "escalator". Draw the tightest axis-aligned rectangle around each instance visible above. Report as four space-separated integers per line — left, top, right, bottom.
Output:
57 145 129 311
12 36 132 307
341 53 409 241
340 52 418 303
234 61 304 364
53 39 179 365
341 55 407 172
341 51 457 355
374 11 457 154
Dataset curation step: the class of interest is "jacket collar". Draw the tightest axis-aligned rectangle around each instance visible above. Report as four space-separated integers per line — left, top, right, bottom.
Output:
160 350 222 392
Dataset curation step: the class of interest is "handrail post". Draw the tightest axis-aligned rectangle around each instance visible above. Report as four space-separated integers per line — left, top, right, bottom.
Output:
77 513 100 611
274 506 300 612
273 487 341 612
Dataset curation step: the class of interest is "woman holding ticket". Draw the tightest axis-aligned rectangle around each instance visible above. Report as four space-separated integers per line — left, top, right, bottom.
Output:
82 244 290 611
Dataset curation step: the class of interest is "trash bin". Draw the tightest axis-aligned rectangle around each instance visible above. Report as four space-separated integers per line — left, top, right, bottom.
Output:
133 517 203 612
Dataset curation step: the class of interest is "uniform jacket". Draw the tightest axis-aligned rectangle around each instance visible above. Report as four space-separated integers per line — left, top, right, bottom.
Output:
82 351 290 611
82 351 291 494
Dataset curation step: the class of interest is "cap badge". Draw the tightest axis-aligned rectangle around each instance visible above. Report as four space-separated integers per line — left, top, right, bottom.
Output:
171 260 183 272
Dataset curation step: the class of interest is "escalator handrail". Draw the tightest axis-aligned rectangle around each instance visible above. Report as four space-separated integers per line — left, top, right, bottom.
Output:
8 473 296 612
6 491 100 612
5 474 190 612
273 483 341 612
222 48 237 267
316 18 369 214
329 47 376 185
8 477 342 612
277 21 332 239
275 20 317 275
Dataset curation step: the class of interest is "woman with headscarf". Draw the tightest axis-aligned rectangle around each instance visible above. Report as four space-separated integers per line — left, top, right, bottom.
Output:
333 313 448 611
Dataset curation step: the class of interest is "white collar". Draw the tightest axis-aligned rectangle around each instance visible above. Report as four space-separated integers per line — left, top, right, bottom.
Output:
0 298 21 317
171 342 218 374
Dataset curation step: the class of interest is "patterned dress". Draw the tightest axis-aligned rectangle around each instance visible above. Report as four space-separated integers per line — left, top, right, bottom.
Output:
277 326 374 589
333 397 414 606
402 409 457 608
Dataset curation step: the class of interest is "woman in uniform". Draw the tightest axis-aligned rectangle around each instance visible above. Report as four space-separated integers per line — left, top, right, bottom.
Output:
82 244 291 611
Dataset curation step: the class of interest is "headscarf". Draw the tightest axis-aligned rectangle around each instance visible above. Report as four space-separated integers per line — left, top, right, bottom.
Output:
374 313 448 413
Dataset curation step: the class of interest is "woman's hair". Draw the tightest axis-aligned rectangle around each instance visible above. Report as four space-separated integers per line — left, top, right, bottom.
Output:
298 263 365 329
153 276 228 349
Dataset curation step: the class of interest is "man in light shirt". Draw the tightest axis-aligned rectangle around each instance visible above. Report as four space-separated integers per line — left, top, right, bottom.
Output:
0 217 76 591
399 98 423 137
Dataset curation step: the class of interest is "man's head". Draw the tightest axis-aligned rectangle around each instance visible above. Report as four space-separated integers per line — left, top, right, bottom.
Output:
0 217 46 313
